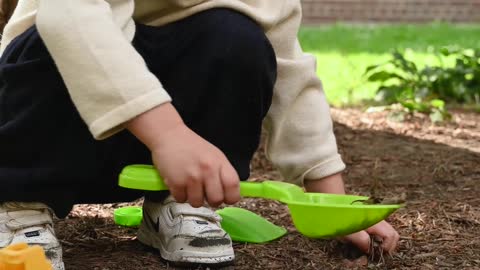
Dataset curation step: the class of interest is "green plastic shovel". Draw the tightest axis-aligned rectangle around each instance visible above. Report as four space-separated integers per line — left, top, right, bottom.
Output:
119 165 402 238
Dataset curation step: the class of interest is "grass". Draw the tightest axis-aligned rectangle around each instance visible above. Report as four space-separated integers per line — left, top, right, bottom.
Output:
298 23 480 105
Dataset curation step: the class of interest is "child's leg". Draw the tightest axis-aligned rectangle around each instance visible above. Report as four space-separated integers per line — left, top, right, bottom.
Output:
0 25 151 217
0 26 146 269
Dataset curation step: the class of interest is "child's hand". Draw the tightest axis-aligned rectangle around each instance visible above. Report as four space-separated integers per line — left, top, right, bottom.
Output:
127 103 240 207
305 173 400 254
341 220 399 254
151 124 241 208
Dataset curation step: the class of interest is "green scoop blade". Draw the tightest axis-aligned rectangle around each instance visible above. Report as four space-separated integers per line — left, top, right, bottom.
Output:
216 207 287 243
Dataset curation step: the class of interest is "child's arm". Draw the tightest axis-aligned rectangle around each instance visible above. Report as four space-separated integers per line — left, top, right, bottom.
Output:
36 0 240 208
126 103 240 208
264 0 399 253
263 0 345 186
36 0 171 139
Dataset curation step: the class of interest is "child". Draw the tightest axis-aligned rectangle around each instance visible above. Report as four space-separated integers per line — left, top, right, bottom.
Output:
0 0 399 269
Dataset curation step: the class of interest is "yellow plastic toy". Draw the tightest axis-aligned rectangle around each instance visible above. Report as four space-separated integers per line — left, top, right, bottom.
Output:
0 243 52 270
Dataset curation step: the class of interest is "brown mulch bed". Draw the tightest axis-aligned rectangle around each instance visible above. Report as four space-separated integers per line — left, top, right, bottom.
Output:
55 108 480 270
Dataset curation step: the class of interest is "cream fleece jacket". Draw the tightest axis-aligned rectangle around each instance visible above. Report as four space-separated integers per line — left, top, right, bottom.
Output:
0 0 345 185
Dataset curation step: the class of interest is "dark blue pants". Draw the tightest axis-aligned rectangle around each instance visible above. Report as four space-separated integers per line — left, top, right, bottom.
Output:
0 9 276 217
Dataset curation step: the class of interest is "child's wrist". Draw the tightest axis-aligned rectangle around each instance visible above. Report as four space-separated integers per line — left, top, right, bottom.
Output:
304 173 346 194
126 102 185 150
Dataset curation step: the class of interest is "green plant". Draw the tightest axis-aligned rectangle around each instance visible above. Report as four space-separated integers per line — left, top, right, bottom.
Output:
364 48 480 121
435 47 480 103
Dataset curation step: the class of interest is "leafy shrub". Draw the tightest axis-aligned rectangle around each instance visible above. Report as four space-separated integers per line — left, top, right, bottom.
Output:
365 47 480 121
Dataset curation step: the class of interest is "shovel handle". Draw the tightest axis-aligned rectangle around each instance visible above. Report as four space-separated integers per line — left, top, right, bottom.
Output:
119 165 268 194
119 165 304 203
119 165 169 191
239 181 265 198
240 181 305 202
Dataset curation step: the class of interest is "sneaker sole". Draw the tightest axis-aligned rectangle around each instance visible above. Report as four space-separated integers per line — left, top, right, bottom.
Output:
137 227 235 265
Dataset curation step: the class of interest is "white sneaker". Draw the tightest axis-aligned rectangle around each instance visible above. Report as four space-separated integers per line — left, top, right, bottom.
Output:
138 197 234 265
0 202 65 270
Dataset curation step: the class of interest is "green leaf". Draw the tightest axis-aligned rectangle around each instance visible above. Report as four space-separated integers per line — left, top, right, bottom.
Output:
399 100 416 112
392 51 417 73
375 86 402 103
439 47 450 56
440 46 461 56
364 64 380 75
417 102 431 113
368 71 404 82
400 100 430 113
430 99 445 109
407 60 418 73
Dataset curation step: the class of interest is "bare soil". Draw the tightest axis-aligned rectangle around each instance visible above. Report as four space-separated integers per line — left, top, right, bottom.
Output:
56 108 480 270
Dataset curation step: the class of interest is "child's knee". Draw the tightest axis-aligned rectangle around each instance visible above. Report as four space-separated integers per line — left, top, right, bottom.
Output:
198 9 277 73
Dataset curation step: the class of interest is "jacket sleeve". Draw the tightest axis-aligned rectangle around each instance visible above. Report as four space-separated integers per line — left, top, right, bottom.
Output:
36 0 172 139
264 0 346 185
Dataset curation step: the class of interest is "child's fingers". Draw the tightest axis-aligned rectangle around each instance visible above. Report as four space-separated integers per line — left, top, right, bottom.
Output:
378 222 399 253
187 176 205 208
204 173 224 207
366 221 400 254
382 232 400 254
220 163 240 205
344 230 371 254
168 184 187 204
